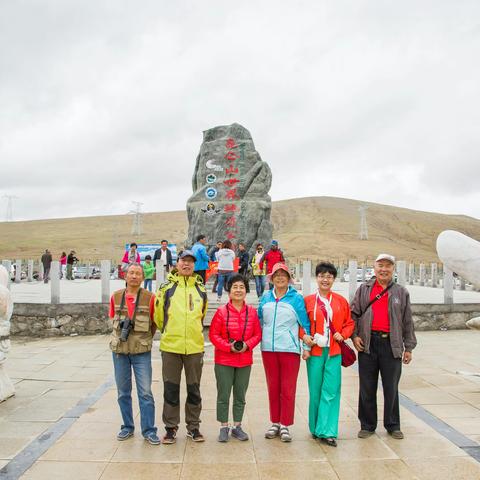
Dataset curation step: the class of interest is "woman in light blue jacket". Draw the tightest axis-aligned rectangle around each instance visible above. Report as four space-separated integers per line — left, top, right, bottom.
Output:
258 263 312 442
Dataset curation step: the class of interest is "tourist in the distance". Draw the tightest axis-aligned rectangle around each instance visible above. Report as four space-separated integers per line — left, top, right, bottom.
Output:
66 250 78 280
258 263 311 442
41 249 53 284
301 262 354 447
237 243 249 277
209 274 262 442
215 240 236 303
351 254 417 440
60 252 67 279
259 240 285 288
251 243 267 298
142 255 155 292
153 240 174 274
109 263 160 445
191 234 210 284
122 243 141 273
209 241 223 294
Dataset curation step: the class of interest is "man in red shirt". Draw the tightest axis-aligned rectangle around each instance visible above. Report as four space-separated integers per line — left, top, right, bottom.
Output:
351 254 417 440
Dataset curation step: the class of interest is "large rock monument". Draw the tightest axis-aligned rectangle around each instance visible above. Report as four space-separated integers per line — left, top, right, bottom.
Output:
187 123 273 252
0 265 15 402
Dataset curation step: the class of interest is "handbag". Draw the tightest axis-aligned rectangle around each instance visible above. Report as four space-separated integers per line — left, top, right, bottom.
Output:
328 319 356 368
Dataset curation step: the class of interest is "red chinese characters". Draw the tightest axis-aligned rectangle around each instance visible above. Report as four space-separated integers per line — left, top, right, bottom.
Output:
223 137 240 242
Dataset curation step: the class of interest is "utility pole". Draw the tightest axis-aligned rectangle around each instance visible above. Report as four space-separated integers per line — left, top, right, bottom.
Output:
358 205 368 240
129 201 143 236
3 195 18 222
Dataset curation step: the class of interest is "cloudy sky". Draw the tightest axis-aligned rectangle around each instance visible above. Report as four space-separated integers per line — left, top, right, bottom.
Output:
1 0 479 222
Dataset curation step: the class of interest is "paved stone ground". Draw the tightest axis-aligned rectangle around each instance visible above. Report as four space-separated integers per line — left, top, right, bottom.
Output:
9 278 480 304
2 332 480 478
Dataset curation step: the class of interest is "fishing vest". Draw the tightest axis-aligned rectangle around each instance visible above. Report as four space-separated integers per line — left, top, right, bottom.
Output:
109 288 153 355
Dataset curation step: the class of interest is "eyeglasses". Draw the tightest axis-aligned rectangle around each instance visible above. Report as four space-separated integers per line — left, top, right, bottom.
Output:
317 274 335 280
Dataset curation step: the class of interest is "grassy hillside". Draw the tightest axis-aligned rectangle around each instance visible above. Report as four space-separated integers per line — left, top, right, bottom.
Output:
1 196 479 264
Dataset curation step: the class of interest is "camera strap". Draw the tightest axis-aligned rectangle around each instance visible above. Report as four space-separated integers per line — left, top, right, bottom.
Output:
226 304 249 342
359 282 394 317
117 288 142 325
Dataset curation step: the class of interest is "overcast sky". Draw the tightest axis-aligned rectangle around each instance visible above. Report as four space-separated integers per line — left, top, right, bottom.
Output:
1 0 479 222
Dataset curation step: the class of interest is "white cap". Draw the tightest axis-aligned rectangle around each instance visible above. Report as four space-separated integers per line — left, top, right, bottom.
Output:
375 253 395 264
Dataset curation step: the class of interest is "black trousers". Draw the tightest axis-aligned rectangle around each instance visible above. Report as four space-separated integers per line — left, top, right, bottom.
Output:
358 334 402 432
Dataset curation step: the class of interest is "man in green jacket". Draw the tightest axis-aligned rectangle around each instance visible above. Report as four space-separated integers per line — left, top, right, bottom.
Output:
154 250 208 444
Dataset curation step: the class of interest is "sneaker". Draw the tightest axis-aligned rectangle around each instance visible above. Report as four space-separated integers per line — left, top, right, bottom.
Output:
358 429 375 439
218 426 230 443
217 297 222 303
162 427 177 444
117 429 134 441
279 426 292 442
187 428 205 442
145 433 161 445
388 430 404 440
231 425 249 441
265 423 280 439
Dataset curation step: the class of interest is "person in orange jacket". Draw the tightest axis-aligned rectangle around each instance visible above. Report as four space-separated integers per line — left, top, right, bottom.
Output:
300 262 354 447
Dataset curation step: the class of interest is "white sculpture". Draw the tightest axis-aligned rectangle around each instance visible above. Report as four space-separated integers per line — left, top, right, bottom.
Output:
0 265 15 401
436 230 480 331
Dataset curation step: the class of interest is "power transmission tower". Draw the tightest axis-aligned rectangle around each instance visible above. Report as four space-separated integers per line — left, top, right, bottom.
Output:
358 205 368 240
3 195 18 222
129 201 144 236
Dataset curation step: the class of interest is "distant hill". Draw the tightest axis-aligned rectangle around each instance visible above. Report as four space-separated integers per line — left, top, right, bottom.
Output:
1 196 479 264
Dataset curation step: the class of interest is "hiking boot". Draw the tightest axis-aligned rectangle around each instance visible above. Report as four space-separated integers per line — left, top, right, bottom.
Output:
231 425 249 441
187 428 205 442
358 429 375 439
265 423 280 439
218 426 230 443
162 427 177 444
388 430 404 440
117 428 134 441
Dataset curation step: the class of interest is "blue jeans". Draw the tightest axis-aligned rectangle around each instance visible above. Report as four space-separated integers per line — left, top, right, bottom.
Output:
143 279 153 291
112 351 157 437
217 271 233 298
254 275 266 297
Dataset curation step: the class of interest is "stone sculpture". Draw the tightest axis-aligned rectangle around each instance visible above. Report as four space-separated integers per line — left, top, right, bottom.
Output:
0 265 15 401
186 123 273 253
436 230 480 330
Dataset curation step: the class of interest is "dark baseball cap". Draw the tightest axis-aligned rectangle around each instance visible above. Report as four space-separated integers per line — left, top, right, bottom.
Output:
178 250 197 261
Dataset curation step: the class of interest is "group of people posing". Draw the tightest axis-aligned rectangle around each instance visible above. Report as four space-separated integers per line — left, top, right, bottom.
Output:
40 249 78 283
109 247 416 448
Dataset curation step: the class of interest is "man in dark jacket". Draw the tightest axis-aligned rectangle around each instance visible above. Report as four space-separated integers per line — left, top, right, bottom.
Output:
153 240 174 274
66 251 78 280
351 253 417 441
41 249 53 284
237 243 249 277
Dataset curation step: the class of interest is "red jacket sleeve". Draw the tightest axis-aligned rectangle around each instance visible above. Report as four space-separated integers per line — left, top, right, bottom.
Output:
209 308 232 353
109 296 115 319
340 300 355 339
245 308 262 351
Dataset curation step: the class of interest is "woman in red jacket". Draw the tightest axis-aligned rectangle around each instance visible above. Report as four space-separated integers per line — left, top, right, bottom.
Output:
209 274 262 442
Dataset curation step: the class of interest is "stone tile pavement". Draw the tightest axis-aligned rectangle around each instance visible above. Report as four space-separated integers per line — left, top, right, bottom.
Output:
2 331 480 479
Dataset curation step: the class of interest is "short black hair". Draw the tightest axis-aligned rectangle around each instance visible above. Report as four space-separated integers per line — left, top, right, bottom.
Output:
130 242 138 248
161 239 168 244
315 261 337 278
196 234 205 242
145 255 152 260
226 273 250 293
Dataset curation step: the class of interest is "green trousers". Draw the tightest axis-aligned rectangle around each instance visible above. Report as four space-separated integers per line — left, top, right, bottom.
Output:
214 364 251 423
306 348 342 438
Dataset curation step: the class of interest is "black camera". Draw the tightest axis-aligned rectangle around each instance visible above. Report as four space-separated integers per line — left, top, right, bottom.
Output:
230 340 245 352
119 318 133 342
